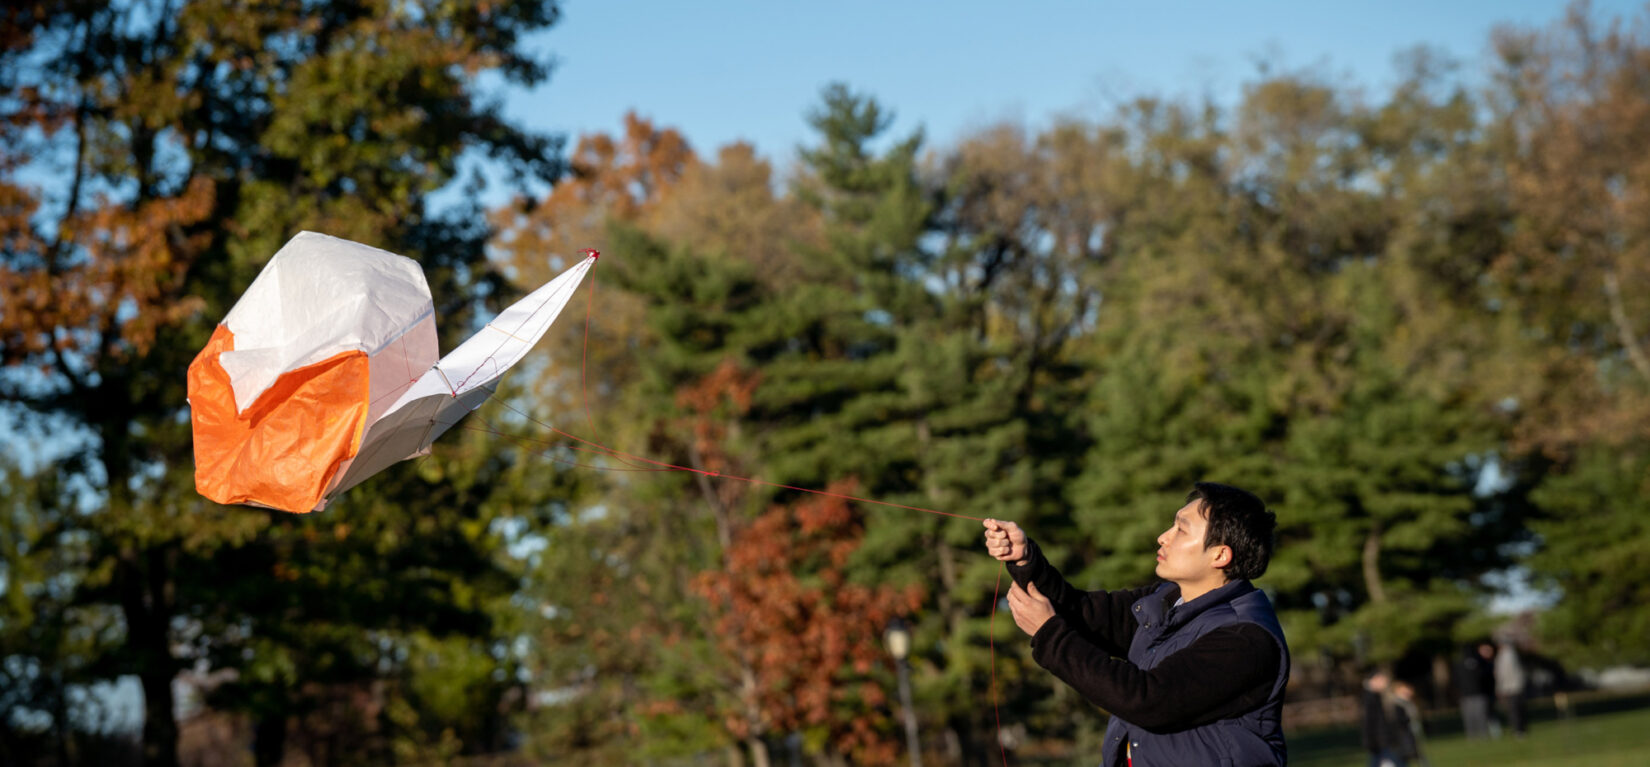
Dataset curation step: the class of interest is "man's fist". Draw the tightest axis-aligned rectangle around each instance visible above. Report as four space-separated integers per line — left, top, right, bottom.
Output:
982 518 1029 565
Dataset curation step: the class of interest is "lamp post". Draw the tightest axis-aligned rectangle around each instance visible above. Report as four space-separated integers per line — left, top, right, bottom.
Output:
885 618 923 767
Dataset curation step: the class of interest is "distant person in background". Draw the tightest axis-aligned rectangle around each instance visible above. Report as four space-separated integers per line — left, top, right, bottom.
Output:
1457 641 1497 739
1361 669 1409 767
1392 680 1430 767
1496 639 1529 737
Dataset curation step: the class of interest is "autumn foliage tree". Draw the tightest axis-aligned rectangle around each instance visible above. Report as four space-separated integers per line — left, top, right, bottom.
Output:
695 485 924 766
1484 5 1650 665
670 360 926 765
1 1 564 764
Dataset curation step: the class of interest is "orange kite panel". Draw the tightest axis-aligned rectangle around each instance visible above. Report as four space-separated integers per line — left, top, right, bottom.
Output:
189 325 371 512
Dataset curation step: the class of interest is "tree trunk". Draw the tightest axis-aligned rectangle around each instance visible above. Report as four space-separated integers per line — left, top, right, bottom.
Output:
1362 527 1387 604
1604 271 1650 384
1431 654 1453 708
52 669 76 766
919 420 987 767
688 441 772 766
120 546 180 767
942 726 963 764
688 441 735 554
745 735 771 767
253 714 287 767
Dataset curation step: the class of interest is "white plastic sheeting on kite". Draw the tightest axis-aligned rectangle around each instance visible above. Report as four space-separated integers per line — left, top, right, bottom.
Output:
188 230 593 512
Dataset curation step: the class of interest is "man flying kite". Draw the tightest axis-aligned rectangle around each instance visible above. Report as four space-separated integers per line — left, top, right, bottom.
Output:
983 482 1289 767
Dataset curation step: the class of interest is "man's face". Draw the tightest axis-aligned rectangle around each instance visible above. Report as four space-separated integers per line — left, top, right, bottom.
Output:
1155 500 1225 584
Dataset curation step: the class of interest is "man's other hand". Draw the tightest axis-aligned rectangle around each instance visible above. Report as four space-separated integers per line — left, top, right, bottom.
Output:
982 518 1029 565
1006 582 1055 636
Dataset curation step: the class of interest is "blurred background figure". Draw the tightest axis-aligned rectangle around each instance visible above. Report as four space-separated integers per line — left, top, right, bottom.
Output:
1458 641 1498 739
1362 669 1413 767
1392 680 1430 767
1496 638 1529 738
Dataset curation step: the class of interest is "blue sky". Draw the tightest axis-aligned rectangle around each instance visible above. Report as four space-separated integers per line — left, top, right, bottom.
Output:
495 0 1641 168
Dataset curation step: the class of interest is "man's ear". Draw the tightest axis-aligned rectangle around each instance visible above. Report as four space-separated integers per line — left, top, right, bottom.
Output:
1209 545 1233 570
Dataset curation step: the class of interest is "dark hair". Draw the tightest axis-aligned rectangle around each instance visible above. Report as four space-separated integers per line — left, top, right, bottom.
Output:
1187 481 1276 581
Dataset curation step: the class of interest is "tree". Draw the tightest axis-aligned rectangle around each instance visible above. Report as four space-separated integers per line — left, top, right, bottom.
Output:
503 87 1019 764
0 1 564 763
694 485 923 766
1485 2 1650 665
924 117 1131 752
489 112 697 464
492 118 745 764
514 225 778 765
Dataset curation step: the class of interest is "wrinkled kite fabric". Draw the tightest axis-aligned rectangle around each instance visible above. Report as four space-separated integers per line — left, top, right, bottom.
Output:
188 231 593 512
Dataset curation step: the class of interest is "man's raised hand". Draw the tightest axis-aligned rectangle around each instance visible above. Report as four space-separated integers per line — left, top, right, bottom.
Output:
1006 581 1055 636
982 518 1029 566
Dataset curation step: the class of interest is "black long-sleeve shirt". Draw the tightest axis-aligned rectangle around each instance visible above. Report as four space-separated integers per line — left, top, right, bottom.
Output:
1007 539 1282 732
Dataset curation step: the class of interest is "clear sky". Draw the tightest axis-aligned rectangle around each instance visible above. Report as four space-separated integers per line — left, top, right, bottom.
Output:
496 0 1642 167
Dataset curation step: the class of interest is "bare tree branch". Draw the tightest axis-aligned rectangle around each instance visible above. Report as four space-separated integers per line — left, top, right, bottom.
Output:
1604 271 1650 384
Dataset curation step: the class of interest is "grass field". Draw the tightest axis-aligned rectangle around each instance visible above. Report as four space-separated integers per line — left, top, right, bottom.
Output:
1290 691 1650 767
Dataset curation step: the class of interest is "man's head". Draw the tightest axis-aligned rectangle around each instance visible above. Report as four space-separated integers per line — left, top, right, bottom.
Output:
1156 482 1276 594
1190 482 1276 581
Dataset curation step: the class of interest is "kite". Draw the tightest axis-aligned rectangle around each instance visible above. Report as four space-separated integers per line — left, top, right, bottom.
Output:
187 231 594 513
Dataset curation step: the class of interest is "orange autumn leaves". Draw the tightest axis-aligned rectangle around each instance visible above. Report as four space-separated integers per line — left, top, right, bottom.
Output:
0 176 214 368
693 486 924 763
667 360 924 762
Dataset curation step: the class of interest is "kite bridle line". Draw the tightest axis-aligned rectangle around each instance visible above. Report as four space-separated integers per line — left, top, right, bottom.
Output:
452 249 1012 766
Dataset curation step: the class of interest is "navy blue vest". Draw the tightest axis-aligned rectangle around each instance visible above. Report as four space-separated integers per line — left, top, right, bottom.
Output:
1099 579 1290 767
